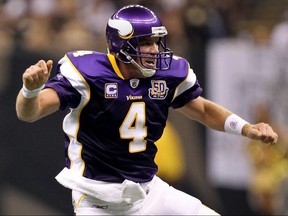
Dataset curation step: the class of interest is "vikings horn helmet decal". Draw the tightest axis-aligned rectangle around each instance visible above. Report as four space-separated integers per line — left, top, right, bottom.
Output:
107 18 134 39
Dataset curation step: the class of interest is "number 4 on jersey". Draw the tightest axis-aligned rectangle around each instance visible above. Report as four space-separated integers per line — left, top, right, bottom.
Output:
119 102 147 153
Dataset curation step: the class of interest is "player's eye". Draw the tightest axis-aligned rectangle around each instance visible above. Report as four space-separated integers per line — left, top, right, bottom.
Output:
139 40 152 46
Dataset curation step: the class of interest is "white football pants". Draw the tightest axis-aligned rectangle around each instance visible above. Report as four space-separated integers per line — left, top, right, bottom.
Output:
72 176 220 215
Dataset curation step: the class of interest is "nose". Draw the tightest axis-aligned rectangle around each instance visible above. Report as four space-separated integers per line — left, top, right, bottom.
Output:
150 42 159 53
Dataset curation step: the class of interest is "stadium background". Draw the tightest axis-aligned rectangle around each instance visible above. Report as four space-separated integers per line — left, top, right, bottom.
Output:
1 0 288 215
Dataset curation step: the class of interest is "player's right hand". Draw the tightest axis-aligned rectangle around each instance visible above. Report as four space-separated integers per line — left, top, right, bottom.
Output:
22 60 53 90
243 122 278 145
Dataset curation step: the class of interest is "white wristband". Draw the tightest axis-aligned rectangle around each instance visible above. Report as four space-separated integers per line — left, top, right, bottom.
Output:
21 84 44 98
224 114 249 135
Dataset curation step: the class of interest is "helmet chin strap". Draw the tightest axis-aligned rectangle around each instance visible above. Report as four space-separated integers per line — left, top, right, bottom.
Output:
120 50 156 77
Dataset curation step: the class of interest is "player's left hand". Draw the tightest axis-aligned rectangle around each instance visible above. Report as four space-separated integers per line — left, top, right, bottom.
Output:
243 123 278 145
22 60 53 90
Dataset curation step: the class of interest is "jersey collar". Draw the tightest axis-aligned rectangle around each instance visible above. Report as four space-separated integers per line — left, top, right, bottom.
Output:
107 54 124 80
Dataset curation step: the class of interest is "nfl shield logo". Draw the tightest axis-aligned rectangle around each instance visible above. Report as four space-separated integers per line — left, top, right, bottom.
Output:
130 79 139 88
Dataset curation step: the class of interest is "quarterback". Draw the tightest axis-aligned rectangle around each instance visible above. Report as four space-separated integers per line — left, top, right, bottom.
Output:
16 4 278 215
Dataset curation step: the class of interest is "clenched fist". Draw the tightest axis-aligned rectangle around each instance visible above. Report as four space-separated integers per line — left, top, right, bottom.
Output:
23 60 53 90
243 123 278 145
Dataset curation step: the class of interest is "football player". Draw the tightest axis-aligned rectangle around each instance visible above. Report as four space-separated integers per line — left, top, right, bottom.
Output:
16 4 278 215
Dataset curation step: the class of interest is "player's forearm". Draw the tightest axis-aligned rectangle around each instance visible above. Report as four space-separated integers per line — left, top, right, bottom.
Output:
200 100 232 132
201 100 252 137
180 97 233 132
16 90 42 122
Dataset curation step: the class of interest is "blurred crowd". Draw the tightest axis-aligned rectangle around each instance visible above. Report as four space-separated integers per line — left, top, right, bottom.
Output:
0 0 241 55
0 0 279 92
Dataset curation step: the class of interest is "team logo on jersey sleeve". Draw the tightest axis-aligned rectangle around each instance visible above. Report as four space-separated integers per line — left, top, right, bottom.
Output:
105 83 118 98
148 80 169 100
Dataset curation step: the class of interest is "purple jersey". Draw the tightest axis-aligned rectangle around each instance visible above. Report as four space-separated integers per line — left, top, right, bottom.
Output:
45 50 202 183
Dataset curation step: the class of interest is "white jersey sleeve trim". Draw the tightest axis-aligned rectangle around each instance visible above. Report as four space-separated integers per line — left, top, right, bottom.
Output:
59 56 90 99
172 68 197 102
58 56 91 176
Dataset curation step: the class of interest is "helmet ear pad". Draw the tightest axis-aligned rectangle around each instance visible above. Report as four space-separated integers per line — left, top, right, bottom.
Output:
106 27 126 54
115 40 136 63
117 37 141 63
124 38 137 56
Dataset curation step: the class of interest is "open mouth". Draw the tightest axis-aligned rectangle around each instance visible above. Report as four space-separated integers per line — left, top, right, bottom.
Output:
146 60 155 66
142 58 156 68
